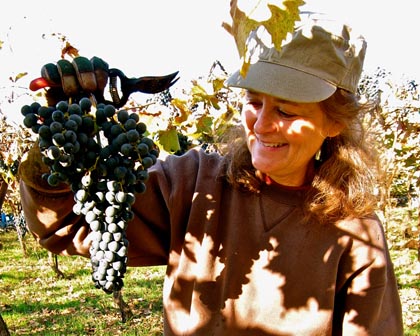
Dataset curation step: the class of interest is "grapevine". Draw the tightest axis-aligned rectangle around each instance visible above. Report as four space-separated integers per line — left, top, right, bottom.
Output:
20 97 159 293
0 158 19 181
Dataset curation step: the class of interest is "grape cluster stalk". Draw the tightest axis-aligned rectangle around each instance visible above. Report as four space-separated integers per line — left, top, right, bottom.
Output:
21 97 159 293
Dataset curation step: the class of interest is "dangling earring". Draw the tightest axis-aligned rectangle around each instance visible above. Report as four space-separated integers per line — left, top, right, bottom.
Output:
315 136 329 162
315 148 322 161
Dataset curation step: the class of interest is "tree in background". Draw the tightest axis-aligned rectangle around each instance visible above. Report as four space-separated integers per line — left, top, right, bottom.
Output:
359 68 420 258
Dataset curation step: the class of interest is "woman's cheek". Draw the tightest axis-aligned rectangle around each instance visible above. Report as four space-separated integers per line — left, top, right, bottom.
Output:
241 109 257 131
286 119 315 136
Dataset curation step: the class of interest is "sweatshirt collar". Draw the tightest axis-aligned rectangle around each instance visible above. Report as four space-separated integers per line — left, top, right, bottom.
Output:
261 176 308 207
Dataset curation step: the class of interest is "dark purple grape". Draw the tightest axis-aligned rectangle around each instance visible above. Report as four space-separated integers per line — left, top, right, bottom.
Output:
117 109 129 123
68 103 82 115
137 143 149 156
69 114 83 126
47 173 59 186
136 122 147 134
38 125 52 139
124 118 137 130
114 166 127 180
120 143 133 156
141 137 154 151
79 97 92 112
64 130 77 142
65 119 78 132
56 101 68 112
37 106 52 119
142 156 154 169
96 108 107 125
30 102 41 113
21 105 32 116
52 133 66 146
23 113 38 128
104 105 116 118
47 146 61 160
81 116 95 135
126 129 140 143
52 110 65 122
50 121 63 134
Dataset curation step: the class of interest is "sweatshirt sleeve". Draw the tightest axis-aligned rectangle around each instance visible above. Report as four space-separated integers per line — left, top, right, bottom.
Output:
19 144 91 257
334 217 403 335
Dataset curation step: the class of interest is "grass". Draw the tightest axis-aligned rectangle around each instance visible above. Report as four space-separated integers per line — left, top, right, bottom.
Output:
0 206 419 335
0 233 165 335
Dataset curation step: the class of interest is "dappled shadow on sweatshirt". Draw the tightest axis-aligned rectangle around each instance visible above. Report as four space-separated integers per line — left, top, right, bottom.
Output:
163 185 398 335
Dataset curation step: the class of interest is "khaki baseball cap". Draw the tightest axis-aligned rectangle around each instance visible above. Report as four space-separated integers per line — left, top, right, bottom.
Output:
225 18 367 103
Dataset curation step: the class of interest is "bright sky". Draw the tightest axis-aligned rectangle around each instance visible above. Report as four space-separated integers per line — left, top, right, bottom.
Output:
1 0 419 124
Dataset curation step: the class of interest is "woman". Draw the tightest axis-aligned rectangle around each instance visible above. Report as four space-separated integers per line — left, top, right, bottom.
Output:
20 18 403 335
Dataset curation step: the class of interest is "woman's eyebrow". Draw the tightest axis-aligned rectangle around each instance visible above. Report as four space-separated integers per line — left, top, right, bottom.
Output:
272 96 301 106
246 90 299 106
274 98 299 106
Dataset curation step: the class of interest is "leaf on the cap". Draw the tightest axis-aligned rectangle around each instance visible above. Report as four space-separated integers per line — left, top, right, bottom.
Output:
222 0 305 77
265 1 304 51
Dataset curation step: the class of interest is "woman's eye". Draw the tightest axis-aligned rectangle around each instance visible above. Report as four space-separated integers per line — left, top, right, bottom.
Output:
277 109 296 118
246 101 262 108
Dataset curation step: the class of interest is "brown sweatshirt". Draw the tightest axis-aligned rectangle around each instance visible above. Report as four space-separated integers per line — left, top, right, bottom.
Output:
20 148 403 335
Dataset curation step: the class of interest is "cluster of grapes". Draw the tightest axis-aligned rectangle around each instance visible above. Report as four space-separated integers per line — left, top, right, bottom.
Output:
174 132 192 156
21 97 158 293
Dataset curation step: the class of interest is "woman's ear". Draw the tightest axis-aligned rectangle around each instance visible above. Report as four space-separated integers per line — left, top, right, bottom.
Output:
327 121 344 138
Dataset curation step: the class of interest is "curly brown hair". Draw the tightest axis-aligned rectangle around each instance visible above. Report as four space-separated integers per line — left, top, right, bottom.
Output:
221 89 380 224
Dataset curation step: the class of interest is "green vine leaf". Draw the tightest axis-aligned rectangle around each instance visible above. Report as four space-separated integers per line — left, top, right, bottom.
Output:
157 128 181 153
195 115 213 136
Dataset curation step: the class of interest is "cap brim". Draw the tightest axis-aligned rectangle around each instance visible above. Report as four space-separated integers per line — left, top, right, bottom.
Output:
225 61 337 103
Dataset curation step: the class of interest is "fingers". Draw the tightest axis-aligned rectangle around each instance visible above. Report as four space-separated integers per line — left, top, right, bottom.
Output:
57 59 80 96
91 56 109 92
72 56 98 93
41 63 61 86
31 56 109 98
29 63 61 91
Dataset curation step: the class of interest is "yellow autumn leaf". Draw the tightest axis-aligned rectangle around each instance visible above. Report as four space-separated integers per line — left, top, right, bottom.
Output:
191 83 208 98
171 98 190 124
265 1 304 51
222 0 305 77
14 72 28 82
222 0 259 58
212 78 227 93
191 84 221 109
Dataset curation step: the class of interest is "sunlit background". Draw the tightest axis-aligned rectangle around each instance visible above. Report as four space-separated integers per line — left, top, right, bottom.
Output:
1 0 419 124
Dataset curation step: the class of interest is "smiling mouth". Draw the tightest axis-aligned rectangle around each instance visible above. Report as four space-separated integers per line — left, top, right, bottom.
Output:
259 140 287 148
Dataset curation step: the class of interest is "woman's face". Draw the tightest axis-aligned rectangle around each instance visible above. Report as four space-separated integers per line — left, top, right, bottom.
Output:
242 91 341 187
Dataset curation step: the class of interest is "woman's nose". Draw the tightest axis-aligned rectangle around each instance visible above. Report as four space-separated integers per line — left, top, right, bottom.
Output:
253 105 278 134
